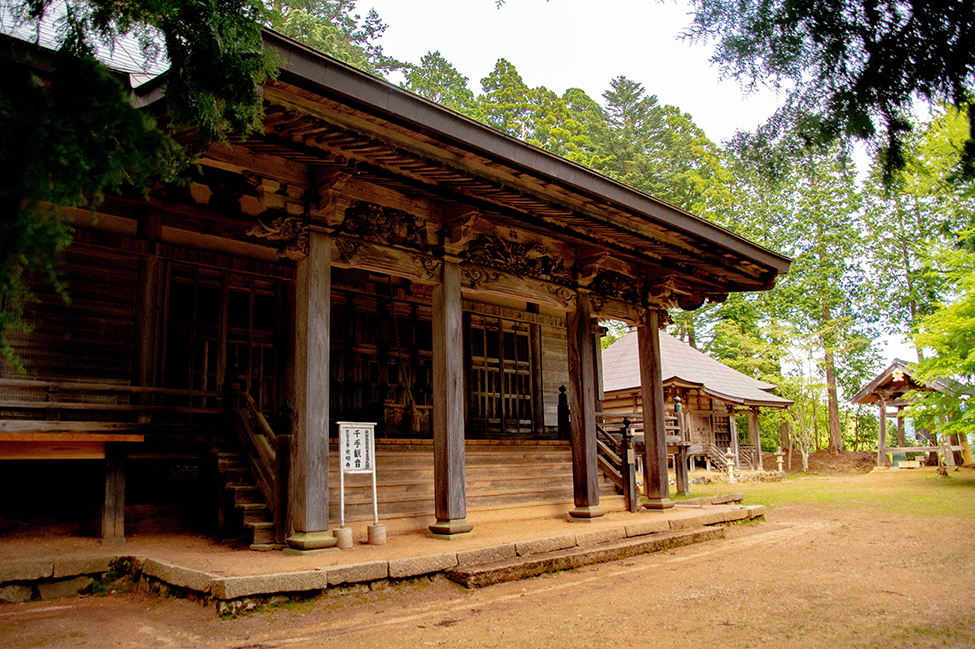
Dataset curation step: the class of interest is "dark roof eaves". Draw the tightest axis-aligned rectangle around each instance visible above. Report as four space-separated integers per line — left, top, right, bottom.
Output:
261 29 791 275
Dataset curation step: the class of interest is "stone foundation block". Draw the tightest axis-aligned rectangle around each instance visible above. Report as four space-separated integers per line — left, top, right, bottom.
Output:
745 504 766 519
575 527 625 547
624 519 670 537
0 584 34 604
515 534 576 556
141 559 214 594
0 560 53 583
388 553 457 579
211 571 328 600
38 576 93 601
54 557 113 579
326 561 389 585
456 543 517 567
711 493 744 505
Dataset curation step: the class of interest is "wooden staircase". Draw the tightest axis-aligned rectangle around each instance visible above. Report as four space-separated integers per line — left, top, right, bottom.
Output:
216 449 275 548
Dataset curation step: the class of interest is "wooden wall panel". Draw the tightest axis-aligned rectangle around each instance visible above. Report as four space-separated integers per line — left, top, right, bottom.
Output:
2 244 138 384
540 324 569 428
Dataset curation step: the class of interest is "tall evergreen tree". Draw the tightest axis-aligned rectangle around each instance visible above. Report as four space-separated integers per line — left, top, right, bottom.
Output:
402 51 478 116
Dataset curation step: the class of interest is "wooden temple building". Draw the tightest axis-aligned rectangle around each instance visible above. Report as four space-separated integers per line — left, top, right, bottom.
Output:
851 359 971 468
601 329 792 471
0 30 790 550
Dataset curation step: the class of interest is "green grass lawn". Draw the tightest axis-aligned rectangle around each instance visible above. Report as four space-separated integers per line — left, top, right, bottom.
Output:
679 466 975 517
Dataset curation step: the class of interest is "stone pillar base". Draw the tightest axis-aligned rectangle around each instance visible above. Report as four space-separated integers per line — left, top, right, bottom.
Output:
568 505 606 519
429 518 474 536
287 530 338 551
643 498 674 510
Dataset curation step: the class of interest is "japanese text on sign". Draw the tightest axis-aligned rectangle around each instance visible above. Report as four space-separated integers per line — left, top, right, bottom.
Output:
340 424 374 474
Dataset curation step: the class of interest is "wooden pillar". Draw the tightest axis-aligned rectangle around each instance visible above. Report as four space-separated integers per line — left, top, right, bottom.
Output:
529 308 545 435
729 413 740 469
566 291 605 518
877 398 887 468
896 407 906 448
288 229 337 551
429 259 473 535
101 444 125 545
749 407 763 470
638 309 673 510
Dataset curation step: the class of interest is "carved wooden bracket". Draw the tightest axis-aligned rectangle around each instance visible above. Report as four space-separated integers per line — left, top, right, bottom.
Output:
443 206 480 251
244 175 306 217
246 214 309 260
313 169 352 222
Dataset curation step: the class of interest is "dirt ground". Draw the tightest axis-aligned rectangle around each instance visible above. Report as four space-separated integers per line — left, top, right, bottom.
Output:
779 448 879 474
3 464 974 649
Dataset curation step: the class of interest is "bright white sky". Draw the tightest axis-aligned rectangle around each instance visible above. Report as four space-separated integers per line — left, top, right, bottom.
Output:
362 0 782 145
363 0 915 363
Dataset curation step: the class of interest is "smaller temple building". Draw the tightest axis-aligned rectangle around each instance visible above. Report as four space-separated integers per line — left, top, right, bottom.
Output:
851 359 971 467
601 329 792 470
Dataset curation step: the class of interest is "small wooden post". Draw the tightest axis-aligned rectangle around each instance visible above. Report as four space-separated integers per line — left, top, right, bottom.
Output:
621 417 638 512
896 406 906 448
748 407 763 470
877 397 887 468
638 309 673 509
674 398 689 495
275 434 292 546
566 291 605 519
101 444 125 546
730 412 741 469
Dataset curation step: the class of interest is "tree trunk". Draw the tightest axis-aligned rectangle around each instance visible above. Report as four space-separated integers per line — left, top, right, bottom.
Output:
824 347 843 453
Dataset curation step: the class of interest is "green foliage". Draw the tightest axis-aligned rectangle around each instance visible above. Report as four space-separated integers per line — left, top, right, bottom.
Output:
911 246 975 440
684 0 975 183
268 0 401 76
402 51 478 116
1 0 277 369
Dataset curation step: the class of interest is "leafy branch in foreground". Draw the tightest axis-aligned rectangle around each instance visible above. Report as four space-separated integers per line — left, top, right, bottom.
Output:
684 0 975 184
1 0 277 370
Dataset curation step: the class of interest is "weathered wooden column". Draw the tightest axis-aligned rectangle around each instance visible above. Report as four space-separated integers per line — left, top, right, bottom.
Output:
288 228 337 552
430 258 473 535
101 443 126 545
566 290 605 519
876 397 887 468
729 413 741 469
896 406 906 448
638 309 673 510
748 407 763 470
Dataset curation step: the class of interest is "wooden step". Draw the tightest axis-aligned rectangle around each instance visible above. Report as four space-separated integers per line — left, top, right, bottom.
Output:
235 502 271 524
245 521 274 545
227 484 261 505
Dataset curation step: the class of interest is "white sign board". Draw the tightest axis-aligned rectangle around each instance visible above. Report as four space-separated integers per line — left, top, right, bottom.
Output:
340 422 374 473
336 421 378 527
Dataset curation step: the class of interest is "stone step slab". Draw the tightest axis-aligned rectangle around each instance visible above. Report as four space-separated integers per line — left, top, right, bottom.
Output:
445 527 726 589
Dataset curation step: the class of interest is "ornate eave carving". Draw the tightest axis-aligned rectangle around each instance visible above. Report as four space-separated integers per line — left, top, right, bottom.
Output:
340 200 428 251
246 214 309 260
590 269 642 305
463 234 571 286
